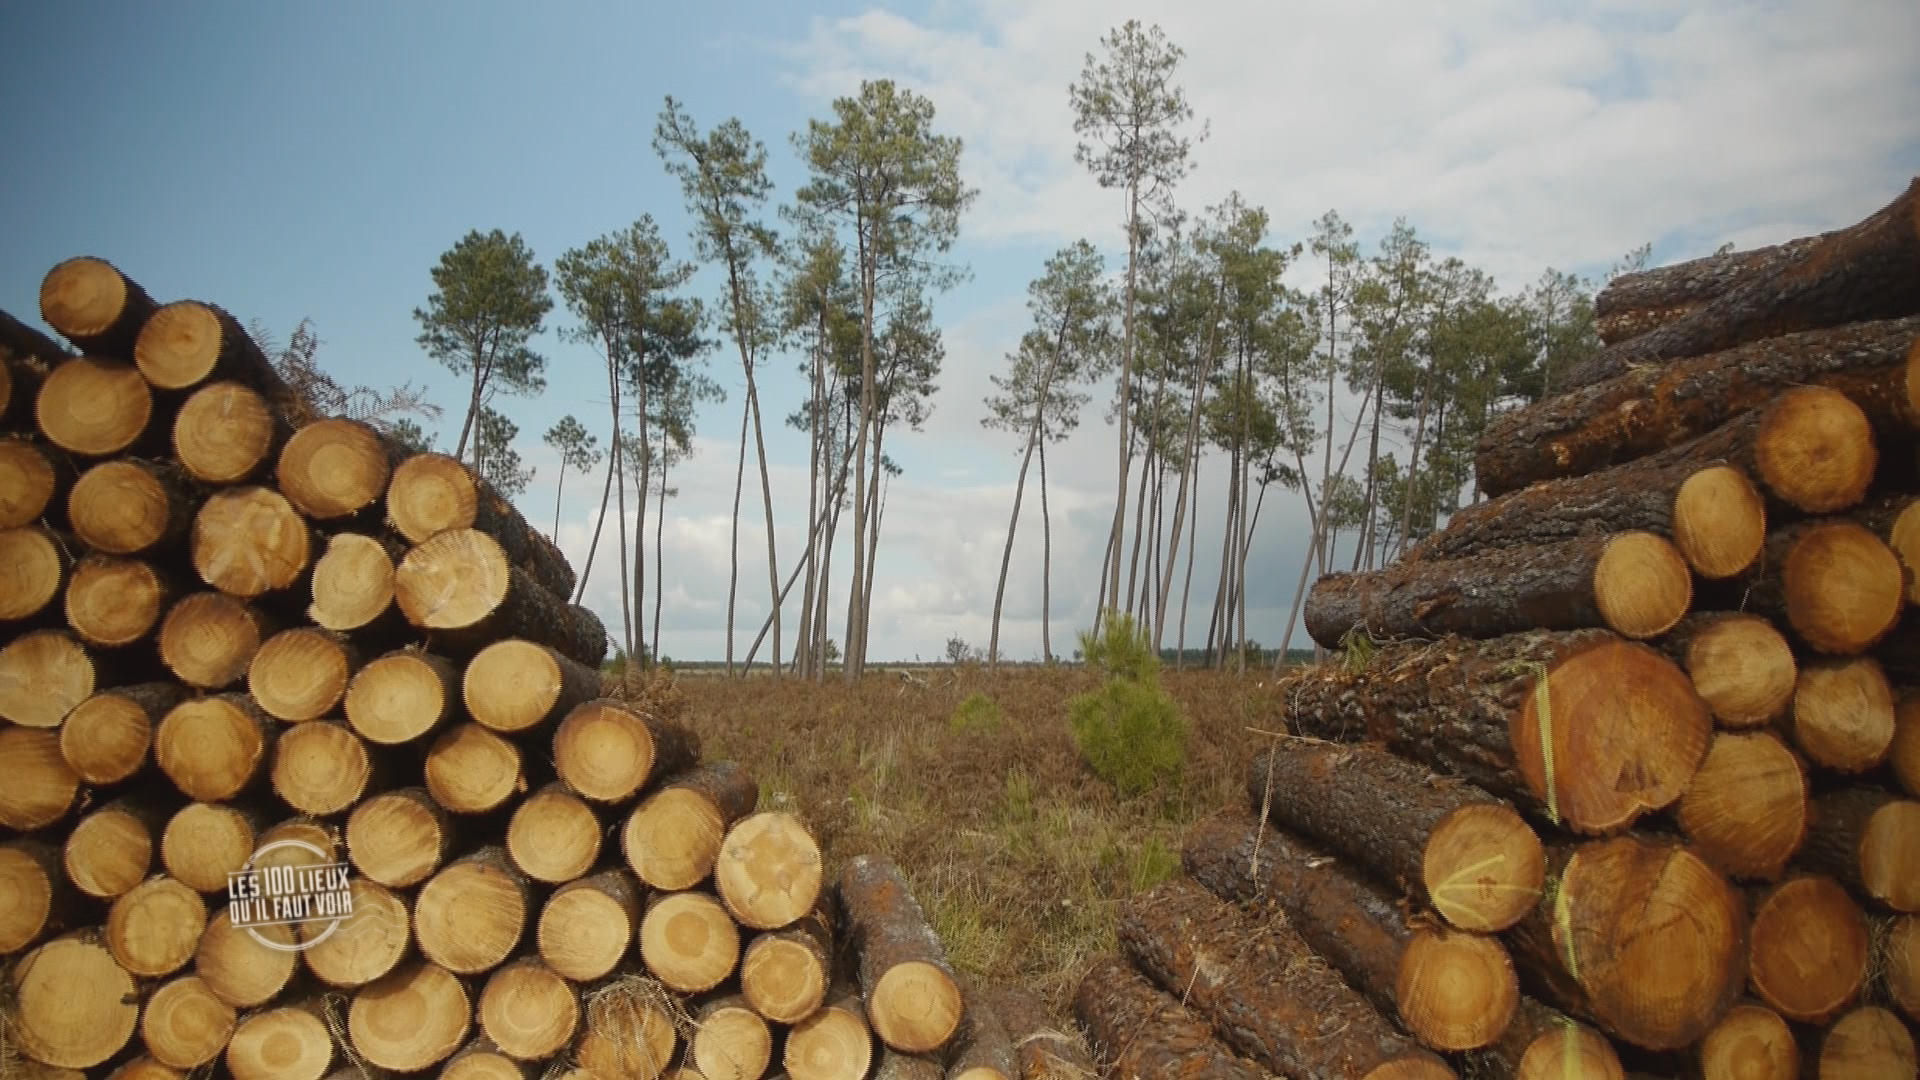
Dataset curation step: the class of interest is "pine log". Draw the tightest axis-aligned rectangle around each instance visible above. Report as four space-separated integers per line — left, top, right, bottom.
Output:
190 484 315 598
308 529 404 633
1862 494 1920 606
1812 1005 1916 1080
133 300 308 420
537 869 643 982
1697 1002 1798 1080
742 906 835 1023
1118 875 1454 1079
1248 738 1545 931
8 933 142 1069
1801 788 1920 912
301 876 410 988
1463 996 1624 1080
68 457 194 556
1594 236 1825 343
478 956 580 1060
1886 914 1919 1024
106 875 207 977
0 841 67 953
40 256 158 357
716 810 822 931
64 798 161 898
160 801 259 894
466 637 604 734
1478 315 1920 496
1675 730 1808 880
65 555 171 648
272 718 376 815
505 782 601 883
554 697 698 804
140 973 237 1070
1279 630 1711 834
0 726 80 830
1717 518 1904 655
194 903 299 1008
0 436 67 529
574 976 681 1079
60 681 178 785
388 451 576 598
251 814 338 870
277 417 402 520
1793 656 1897 772
0 311 64 425
639 889 741 993
444 1037 535 1080
158 590 273 689
345 787 451 888
624 760 760 891
426 721 526 814
171 380 288 485
785 989 874 1080
1658 612 1797 728
974 982 1096 1080
693 994 775 1080
1072 954 1270 1080
349 960 474 1072
226 999 334 1080
0 627 98 728
838 855 963 1054
415 846 531 976
1506 836 1747 1051
35 356 153 457
1747 875 1869 1024
944 989 1019 1080
395 528 604 666
1396 926 1522 1052
105 1059 185 1080
1306 531 1692 647
155 693 271 801
0 524 68 623
344 647 458 744
248 626 356 722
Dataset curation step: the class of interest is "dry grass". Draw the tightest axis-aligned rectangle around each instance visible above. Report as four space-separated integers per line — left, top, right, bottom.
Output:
647 663 1283 1020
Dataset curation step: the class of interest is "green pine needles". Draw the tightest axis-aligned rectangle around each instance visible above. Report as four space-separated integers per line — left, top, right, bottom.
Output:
1068 612 1187 797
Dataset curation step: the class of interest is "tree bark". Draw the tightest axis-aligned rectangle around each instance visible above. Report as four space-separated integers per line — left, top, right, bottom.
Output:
727 395 749 675
838 854 963 1053
1040 438 1054 661
1595 235 1825 343
1072 954 1269 1080
944 986 1018 1080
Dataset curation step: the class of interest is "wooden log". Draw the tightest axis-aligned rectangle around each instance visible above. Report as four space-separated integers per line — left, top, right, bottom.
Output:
307 529 404 633
65 555 172 649
1697 1001 1798 1080
171 380 288 485
67 457 194 556
742 906 835 1023
415 846 532 975
1479 316 1920 497
0 524 68 623
537 868 643 982
190 484 315 598
1747 875 1869 1024
349 960 473 1072
943 986 1020 1080
1460 996 1623 1080
272 718 375 815
133 300 308 421
785 989 874 1080
505 782 601 883
160 801 259 893
1119 876 1453 1079
40 256 158 357
1307 531 1692 647
158 590 273 689
1862 494 1920 606
35 356 153 457
344 647 458 744
105 1058 185 1080
693 994 775 1080
1675 730 1808 880
837 854 962 1054
0 628 98 728
7 932 142 1069
60 681 178 785
624 760 760 891
1395 926 1521 1052
227 999 333 1080
1072 954 1270 1080
395 528 604 666
0 841 67 954
1659 612 1797 728
0 436 67 529
277 417 401 520
465 637 603 734
554 698 698 804
301 877 410 988
1793 656 1897 772
248 626 357 722
426 722 526 814
1279 630 1711 834
346 786 451 889
478 956 580 1060
1594 236 1826 343
140 973 237 1070
716 810 822 931
1886 914 1919 1024
194 903 299 1007
1801 788 1920 912
1811 1005 1916 1080
106 875 207 977
155 693 271 802
972 982 1095 1080
574 975 681 1079
0 307 66 406
0 726 80 830
1716 519 1904 655
1248 738 1545 931
388 451 576 598
64 798 160 898
443 1037 534 1080
639 889 741 993
251 814 338 870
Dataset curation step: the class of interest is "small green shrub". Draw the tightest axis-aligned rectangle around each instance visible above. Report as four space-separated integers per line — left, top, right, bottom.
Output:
1068 612 1187 796
949 691 1003 733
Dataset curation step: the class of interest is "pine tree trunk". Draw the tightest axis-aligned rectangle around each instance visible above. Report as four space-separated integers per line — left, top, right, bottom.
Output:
1107 178 1141 615
652 453 666 664
1039 438 1054 662
1073 954 1268 1080
727 395 749 675
988 424 1041 669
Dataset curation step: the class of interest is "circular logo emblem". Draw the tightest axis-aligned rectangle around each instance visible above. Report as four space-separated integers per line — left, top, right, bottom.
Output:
226 839 355 952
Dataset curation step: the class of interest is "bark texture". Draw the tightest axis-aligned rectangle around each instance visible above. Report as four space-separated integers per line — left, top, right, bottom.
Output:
1595 236 1825 343
1071 954 1273 1080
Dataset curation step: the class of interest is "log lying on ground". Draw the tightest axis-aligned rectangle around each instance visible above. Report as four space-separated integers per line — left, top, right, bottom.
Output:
40 256 158 357
1812 1005 1916 1080
65 555 172 648
344 647 457 744
1119 876 1454 1079
624 760 760 891
1072 955 1271 1080
976 982 1096 1080
307 530 404 633
1697 1002 1798 1080
1746 875 1869 1024
553 698 697 804
1595 235 1825 344
1247 739 1544 931
716 810 822 930
1561 177 1920 391
786 989 875 1080
1478 315 1920 495
505 782 601 883
1793 656 1897 772
0 436 67 529
944 987 1018 1080
133 300 308 422
1674 730 1808 880
60 681 179 785
742 905 835 1023
536 868 642 982
35 356 152 458
1657 612 1797 728
8 932 143 1069
276 417 400 521
68 457 194 555
190 484 315 598
388 451 576 598
838 854 963 1054
1723 518 1905 655
1280 630 1711 834
171 380 288 485
465 637 603 734
1800 788 1920 912
1307 531 1692 647
1 305 69 371
394 527 605 666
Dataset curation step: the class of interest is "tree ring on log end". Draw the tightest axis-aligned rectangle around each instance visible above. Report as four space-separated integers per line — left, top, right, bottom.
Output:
1395 926 1518 1050
1682 614 1796 728
1671 465 1765 579
1513 1021 1623 1080
40 257 128 341
1698 1004 1794 1080
1592 532 1691 638
36 357 152 458
1749 876 1869 1023
388 452 478 544
1423 802 1544 931
277 419 390 520
871 959 964 1054
1782 522 1903 654
395 528 510 629
1756 387 1876 514
174 381 276 484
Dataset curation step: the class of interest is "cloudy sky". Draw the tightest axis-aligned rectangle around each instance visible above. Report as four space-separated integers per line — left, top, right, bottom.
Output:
5 1 1917 663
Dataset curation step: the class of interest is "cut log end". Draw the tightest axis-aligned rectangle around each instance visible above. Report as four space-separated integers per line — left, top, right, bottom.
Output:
640 890 742 994
1782 521 1905 654
66 555 168 648
0 628 95 729
625 785 729 891
1362 1062 1457 1080
396 526 510 629
159 591 266 689
69 459 178 554
425 722 524 814
553 700 659 803
156 695 267 802
0 726 79 830
107 875 208 978
64 803 155 899
227 1004 332 1080
1860 798 1920 911
1396 926 1519 1051
415 850 529 976
1423 802 1545 932
388 450 479 544
308 531 397 631
0 437 58 529
60 683 173 785
277 418 391 519
173 381 278 484
1680 613 1797 728
537 876 639 983
506 785 601 883
1750 876 1870 1024
1794 657 1897 773
1881 496 1920 605
716 810 824 930
191 485 311 598
35 357 151 457
40 256 132 343
1756 385 1877 514
870 960 965 1055
249 627 353 722
345 788 449 889
140 974 237 1071
161 802 257 894
1672 465 1767 579
785 997 873 1080
194 906 299 1009
1593 531 1693 639
0 525 64 622
133 300 228 390
272 719 373 815
478 959 579 1060
1677 731 1809 880
1699 1003 1797 1080
741 928 831 1025
1816 1006 1916 1080
302 878 410 988
465 638 598 733
345 649 452 744
348 961 473 1073
576 982 680 1080
0 842 57 953
11 934 142 1069
693 999 774 1080
1512 1022 1623 1080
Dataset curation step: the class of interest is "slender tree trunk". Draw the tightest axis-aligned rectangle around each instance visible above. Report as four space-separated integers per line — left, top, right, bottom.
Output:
1092 527 1116 640
746 373 781 681
1125 439 1153 623
846 232 875 683
724 398 748 676
1207 452 1237 666
1154 283 1223 647
1319 258 1338 576
575 441 616 602
454 350 488 464
988 426 1042 669
652 454 667 667
1107 176 1141 613
1275 383 1379 669
1039 437 1053 663
741 446 856 671
606 348 633 661
551 463 566 541
1361 375 1385 570
633 354 652 665
1177 447 1202 670
795 344 824 676
1235 477 1268 674
1393 371 1435 563
860 423 886 663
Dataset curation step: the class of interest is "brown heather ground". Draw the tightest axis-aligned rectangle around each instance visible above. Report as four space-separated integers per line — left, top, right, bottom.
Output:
640 663 1283 1018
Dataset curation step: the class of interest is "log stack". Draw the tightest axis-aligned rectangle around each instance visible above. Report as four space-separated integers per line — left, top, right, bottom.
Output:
0 256 993 1080
1076 179 1920 1080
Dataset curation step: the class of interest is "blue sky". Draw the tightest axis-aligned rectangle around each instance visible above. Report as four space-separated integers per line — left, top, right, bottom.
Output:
5 1 1918 662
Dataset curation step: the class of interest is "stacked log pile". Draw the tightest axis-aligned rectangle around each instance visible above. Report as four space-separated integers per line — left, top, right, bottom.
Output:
1075 179 1920 1079
0 257 1000 1080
